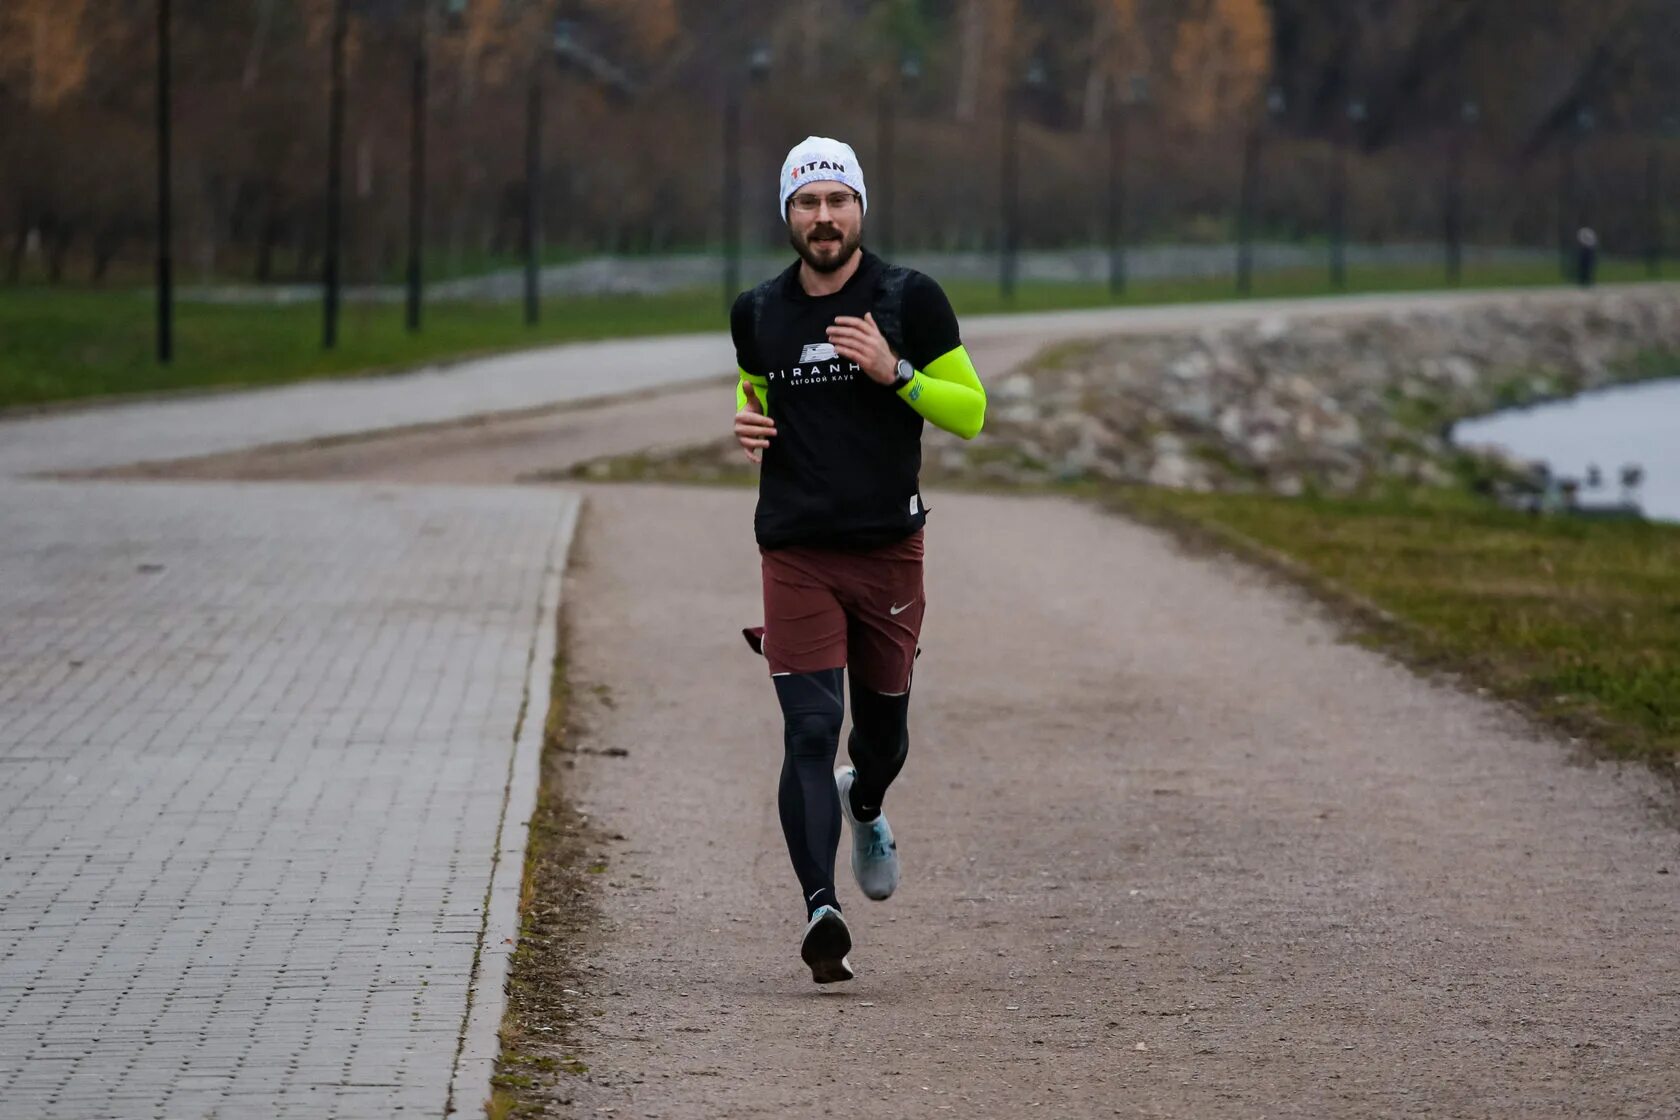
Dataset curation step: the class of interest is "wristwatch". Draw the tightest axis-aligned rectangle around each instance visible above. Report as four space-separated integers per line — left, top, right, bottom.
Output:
889 358 916 391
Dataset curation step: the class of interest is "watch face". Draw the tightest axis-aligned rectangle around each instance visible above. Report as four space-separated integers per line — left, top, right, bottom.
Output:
896 359 913 380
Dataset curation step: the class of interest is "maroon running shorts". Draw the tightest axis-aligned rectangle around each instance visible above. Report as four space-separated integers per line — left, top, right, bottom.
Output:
757 530 925 694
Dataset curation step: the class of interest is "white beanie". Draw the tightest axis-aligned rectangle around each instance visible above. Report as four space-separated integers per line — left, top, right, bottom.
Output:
779 136 867 221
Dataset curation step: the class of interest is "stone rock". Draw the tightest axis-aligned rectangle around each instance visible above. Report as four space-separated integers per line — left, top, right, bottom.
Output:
1168 352 1213 381
1246 432 1282 462
938 289 1680 498
1442 355 1479 389
1320 413 1364 452
998 373 1035 402
1148 450 1200 489
1216 407 1246 443
1168 386 1218 426
1151 432 1186 457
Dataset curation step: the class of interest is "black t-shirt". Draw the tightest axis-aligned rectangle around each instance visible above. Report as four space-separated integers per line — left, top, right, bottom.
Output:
731 249 962 551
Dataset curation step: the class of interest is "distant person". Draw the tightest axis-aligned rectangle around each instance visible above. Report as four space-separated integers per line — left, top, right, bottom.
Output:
729 136 987 984
1576 227 1599 288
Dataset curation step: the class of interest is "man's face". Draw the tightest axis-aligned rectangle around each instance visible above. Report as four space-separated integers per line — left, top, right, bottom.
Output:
786 179 864 273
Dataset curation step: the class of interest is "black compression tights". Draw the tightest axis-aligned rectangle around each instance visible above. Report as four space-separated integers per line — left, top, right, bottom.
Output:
774 670 845 916
846 678 910 820
773 670 911 916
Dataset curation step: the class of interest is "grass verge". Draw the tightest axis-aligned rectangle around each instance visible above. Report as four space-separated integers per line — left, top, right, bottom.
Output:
0 288 726 413
3 260 1663 411
939 258 1659 315
485 592 611 1119
1116 485 1680 765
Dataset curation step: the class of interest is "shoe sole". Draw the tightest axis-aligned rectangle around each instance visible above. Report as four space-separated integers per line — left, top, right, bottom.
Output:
855 848 898 901
801 911 854 984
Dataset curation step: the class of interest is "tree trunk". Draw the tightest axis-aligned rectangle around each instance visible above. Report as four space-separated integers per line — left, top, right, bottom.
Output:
46 225 73 283
798 0 822 78
295 235 317 283
1082 2 1117 132
243 0 278 91
1082 71 1109 134
255 209 280 282
90 228 119 283
6 223 27 282
955 0 987 123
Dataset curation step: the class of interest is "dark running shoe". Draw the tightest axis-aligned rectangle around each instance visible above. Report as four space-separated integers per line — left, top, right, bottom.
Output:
800 905 854 984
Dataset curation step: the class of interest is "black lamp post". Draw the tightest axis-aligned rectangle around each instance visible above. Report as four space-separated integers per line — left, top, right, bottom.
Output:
1646 116 1676 278
1000 57 1047 302
1558 105 1594 279
155 0 173 363
1237 86 1285 296
1329 98 1365 289
405 0 431 333
876 50 920 257
523 63 543 326
723 43 772 310
323 0 348 349
1107 74 1149 297
1444 99 1479 286
522 15 597 328
521 17 583 327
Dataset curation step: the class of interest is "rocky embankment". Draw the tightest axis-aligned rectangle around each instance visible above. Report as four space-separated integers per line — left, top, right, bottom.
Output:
565 288 1680 494
937 288 1680 494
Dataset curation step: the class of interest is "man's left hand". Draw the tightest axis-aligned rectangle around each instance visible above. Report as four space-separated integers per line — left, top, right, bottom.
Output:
827 313 897 386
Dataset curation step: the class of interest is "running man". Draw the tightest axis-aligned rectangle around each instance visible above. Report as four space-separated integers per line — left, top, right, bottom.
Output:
730 136 987 984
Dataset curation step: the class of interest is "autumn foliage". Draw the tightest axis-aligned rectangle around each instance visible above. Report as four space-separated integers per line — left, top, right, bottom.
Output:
1 0 1676 286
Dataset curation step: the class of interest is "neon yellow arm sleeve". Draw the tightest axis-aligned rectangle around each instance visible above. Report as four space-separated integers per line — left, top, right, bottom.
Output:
896 345 986 440
736 368 770 413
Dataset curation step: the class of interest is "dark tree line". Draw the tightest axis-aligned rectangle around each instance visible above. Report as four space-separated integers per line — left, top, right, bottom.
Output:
2 0 1676 286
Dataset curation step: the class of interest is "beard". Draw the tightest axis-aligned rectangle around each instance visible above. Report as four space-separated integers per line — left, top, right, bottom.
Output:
789 222 862 273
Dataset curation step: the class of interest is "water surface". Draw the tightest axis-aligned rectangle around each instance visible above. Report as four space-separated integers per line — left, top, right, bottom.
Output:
1454 378 1680 522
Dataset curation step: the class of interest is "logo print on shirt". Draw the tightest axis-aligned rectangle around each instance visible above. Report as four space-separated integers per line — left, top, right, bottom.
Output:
767 343 860 384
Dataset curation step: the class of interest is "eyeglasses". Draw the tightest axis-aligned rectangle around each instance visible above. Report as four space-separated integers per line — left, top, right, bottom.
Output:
788 192 860 214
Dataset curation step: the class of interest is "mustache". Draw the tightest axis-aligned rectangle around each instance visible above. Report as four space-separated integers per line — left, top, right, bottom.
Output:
807 224 843 239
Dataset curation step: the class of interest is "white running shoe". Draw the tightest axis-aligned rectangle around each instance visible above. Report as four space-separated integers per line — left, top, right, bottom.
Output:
835 766 901 901
801 905 854 984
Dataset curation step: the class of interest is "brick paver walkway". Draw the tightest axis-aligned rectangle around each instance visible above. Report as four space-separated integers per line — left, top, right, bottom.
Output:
0 481 577 1119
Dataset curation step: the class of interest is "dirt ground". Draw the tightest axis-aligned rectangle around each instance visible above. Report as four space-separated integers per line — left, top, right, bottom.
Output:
549 483 1679 1119
136 340 1680 1118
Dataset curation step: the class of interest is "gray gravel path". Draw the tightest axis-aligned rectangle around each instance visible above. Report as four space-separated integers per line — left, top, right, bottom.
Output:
550 483 1680 1119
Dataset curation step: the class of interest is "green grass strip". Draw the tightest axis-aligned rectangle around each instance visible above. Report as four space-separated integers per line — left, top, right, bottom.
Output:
2 259 1663 411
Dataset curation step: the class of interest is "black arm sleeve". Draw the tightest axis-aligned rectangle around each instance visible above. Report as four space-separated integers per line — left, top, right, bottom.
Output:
900 274 963 371
729 291 759 374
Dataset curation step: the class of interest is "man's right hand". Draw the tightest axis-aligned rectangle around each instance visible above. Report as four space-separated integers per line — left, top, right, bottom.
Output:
735 383 776 464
